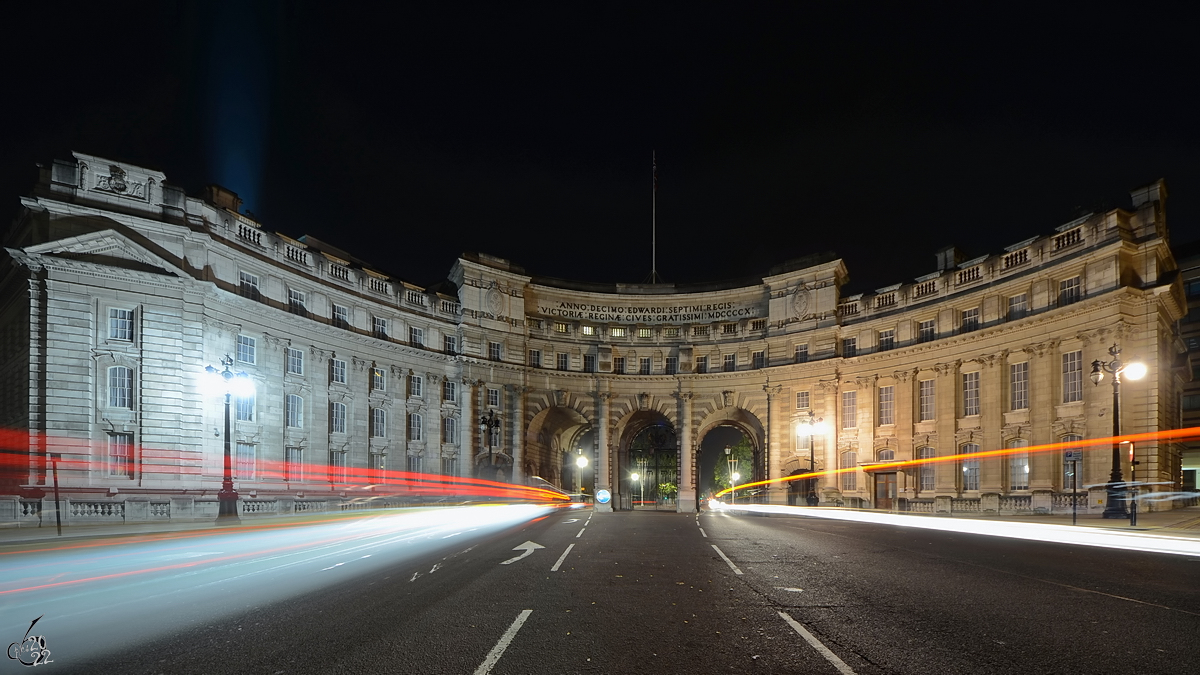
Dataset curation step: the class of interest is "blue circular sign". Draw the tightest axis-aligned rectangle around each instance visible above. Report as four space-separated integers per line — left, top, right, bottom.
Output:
595 489 611 504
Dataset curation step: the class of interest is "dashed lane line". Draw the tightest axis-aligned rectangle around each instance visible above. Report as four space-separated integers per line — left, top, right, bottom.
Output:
699 528 708 538
576 527 586 538
711 544 743 575
778 611 857 675
474 609 533 675
550 544 575 572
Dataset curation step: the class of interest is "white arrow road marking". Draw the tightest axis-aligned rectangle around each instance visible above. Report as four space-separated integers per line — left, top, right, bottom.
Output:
430 563 442 573
563 518 580 523
550 544 575 572
499 541 545 565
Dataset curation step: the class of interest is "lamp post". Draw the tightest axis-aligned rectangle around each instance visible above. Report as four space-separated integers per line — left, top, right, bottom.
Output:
575 451 588 495
632 471 641 506
795 413 826 506
206 355 253 522
725 445 739 505
1089 343 1146 520
479 409 502 480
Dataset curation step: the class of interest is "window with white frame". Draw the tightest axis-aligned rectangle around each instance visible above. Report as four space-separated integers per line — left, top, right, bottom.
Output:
723 354 736 372
878 330 894 351
288 288 307 316
555 322 569 334
237 335 256 364
918 446 936 491
489 342 503 361
796 391 810 409
919 379 936 421
239 271 261 301
961 443 981 491
795 344 808 363
108 308 134 341
487 387 501 408
961 307 980 332
582 325 596 336
441 457 458 476
409 326 424 346
877 448 895 461
665 356 678 375
841 451 857 490
369 452 385 482
287 348 304 375
108 366 133 408
329 450 347 482
640 357 651 375
528 349 542 368
1062 434 1083 489
1008 439 1030 491
235 393 254 422
372 408 387 438
407 455 422 473
752 351 765 369
443 379 457 404
109 433 133 477
611 327 627 338
1062 350 1083 403
962 371 980 416
408 413 423 441
371 367 386 392
373 316 389 339
1059 276 1081 305
331 358 347 385
584 354 597 373
409 375 423 398
444 335 458 354
1008 294 1027 320
638 327 652 338
329 402 347 434
443 417 458 444
614 356 626 374
878 386 895 425
332 304 350 329
557 353 569 371
286 446 303 481
286 394 303 428
236 442 256 480
842 338 856 358
918 320 936 343
1010 362 1029 410
842 391 857 428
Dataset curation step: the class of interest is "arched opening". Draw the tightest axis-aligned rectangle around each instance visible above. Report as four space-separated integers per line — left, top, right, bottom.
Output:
524 406 591 489
614 409 676 510
695 409 765 504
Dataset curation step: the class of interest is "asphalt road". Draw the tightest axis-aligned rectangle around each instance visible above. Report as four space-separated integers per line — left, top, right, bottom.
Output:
3 506 1199 674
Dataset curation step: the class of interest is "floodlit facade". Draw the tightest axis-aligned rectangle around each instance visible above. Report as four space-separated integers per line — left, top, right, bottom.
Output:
0 153 1190 525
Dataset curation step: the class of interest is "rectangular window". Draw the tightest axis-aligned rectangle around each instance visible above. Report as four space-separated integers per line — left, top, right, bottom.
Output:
722 323 738 336
584 354 597 373
332 304 350 329
962 371 980 416
554 322 569 334
407 455 422 474
665 356 678 375
286 446 303 482
611 327 627 338
288 289 307 316
330 402 346 434
444 335 458 354
237 335 256 364
1062 350 1083 403
369 453 385 483
239 271 261 301
329 451 347 483
723 354 736 372
878 330 894 352
331 358 347 385
919 379 936 421
489 342 503 361
408 413 423 441
235 394 254 422
841 451 858 491
795 345 808 363
409 375 423 398
286 394 303 428
557 353 569 371
108 308 134 341
287 348 304 375
692 326 709 337
1008 294 1027 320
663 327 680 338
371 367 386 392
752 351 765 369
441 457 458 476
236 442 256 480
961 443 980 491
878 385 895 425
918 446 936 491
842 338 856 358
919 320 936 343
1059 276 1081 305
108 366 133 408
488 387 501 408
640 357 651 375
796 391 810 409
1010 362 1029 410
842 391 858 428
1009 440 1030 491
443 417 458 444
443 379 458 403
582 325 596 336
638 327 652 338
961 307 980 332
373 316 389 339
109 433 133 477
409 326 424 346
695 356 707 374
372 408 387 438
751 319 766 332
528 349 542 368
614 356 626 374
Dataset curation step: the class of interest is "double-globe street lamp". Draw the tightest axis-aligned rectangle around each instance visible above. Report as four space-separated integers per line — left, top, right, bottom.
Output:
479 410 502 479
795 412 827 506
724 445 740 505
1089 343 1147 520
206 355 254 521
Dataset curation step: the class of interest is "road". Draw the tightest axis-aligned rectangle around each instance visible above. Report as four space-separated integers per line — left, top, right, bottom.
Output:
2 505 1199 673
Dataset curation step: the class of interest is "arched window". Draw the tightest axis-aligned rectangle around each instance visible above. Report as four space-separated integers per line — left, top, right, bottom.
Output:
840 451 857 491
286 394 303 428
108 366 132 408
877 448 895 461
917 447 935 491
1008 439 1030 491
961 443 981 491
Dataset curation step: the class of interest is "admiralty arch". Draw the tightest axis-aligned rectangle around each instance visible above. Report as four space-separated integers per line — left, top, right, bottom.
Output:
0 153 1188 524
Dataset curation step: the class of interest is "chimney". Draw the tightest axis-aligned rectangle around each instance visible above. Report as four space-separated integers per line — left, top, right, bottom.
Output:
1129 179 1167 209
935 245 964 272
204 184 243 213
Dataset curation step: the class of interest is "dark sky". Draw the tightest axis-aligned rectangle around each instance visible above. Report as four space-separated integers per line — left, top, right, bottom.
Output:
3 3 1198 293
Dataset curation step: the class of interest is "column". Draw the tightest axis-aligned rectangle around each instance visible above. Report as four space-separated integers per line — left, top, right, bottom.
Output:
1028 344 1056 490
893 369 915 501
817 380 840 500
596 392 614 512
933 362 958 498
459 377 476 479
510 385 530 483
675 391 695 512
764 384 785 505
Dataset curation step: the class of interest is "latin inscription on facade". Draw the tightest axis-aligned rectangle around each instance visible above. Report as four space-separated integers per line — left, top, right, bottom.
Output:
535 300 758 324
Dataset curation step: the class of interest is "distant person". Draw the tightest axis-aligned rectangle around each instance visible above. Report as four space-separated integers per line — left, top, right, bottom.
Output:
806 492 819 507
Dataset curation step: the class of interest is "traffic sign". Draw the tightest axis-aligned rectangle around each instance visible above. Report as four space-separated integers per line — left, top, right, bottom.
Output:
1064 449 1082 461
595 489 611 504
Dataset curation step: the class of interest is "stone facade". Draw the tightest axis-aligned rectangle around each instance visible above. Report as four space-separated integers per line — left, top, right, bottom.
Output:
0 153 1189 524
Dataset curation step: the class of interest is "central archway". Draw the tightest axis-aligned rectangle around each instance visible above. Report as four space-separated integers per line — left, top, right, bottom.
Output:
615 409 676 510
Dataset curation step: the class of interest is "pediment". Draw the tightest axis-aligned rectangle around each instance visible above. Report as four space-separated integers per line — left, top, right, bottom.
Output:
21 229 188 277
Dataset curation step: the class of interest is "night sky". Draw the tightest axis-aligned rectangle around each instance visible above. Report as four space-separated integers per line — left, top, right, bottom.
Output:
3 3 1198 294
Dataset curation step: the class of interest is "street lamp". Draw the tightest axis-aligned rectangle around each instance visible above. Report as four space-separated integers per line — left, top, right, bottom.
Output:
206 355 254 521
479 410 502 479
1089 343 1146 520
731 472 741 505
725 445 739 505
795 413 827 506
575 451 588 494
632 471 642 505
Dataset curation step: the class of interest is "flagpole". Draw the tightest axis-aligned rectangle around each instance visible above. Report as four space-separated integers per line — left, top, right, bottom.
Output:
651 151 658 283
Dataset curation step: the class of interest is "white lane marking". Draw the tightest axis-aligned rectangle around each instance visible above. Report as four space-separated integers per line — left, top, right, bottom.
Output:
699 528 708 538
779 611 856 675
320 555 370 571
474 609 533 675
499 541 545 565
550 544 575 572
776 587 804 592
429 563 442 573
576 527 586 538
410 572 421 582
711 544 743 575
564 518 580 523
442 532 463 538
